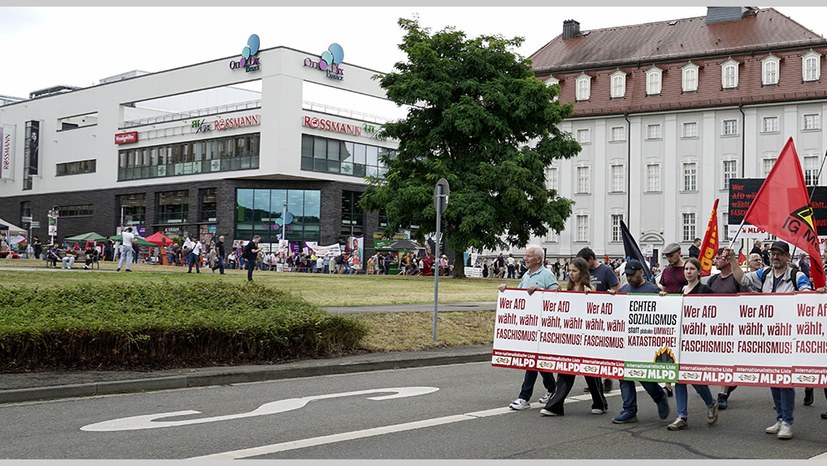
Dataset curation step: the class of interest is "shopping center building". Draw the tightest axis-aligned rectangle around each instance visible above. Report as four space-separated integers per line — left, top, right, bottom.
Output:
0 38 400 251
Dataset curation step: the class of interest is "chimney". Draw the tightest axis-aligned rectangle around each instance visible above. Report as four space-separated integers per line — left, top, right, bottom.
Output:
563 19 581 40
705 6 751 24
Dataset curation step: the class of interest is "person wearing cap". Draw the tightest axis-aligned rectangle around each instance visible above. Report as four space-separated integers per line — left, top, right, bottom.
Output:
607 260 670 424
658 242 687 294
499 244 558 411
730 240 821 440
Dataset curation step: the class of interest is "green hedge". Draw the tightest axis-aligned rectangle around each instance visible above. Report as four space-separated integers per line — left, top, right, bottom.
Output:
0 282 368 370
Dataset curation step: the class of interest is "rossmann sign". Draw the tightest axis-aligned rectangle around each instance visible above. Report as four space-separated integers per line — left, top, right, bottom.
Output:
192 115 261 134
302 116 361 136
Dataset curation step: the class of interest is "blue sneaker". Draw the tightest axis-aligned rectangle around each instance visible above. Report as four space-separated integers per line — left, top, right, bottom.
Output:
612 410 638 424
657 397 670 420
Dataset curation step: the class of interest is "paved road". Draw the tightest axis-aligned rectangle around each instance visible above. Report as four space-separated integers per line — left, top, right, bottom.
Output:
2 362 827 459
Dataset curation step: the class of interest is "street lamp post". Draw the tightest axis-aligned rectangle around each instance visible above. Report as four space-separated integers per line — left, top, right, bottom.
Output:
433 178 450 341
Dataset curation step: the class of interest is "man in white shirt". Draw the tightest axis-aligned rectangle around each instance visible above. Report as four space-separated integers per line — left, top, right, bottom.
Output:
187 236 203 273
117 227 135 272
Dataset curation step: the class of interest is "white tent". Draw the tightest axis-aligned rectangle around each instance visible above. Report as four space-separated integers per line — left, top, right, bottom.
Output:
0 217 27 235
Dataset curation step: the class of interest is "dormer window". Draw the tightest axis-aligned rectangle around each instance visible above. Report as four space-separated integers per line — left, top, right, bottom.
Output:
802 51 821 82
682 63 699 92
722 59 740 89
610 71 626 98
575 73 591 101
645 67 662 96
762 55 780 85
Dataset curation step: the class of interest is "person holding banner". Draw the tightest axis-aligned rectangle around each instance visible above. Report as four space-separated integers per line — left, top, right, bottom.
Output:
540 257 609 417
499 245 559 411
731 241 819 439
577 247 619 394
608 260 671 424
661 258 719 431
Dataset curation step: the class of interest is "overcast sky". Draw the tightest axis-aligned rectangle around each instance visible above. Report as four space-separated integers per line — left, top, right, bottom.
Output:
1 6 826 104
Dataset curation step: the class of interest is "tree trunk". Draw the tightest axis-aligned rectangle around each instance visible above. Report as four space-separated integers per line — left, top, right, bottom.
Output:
452 255 465 278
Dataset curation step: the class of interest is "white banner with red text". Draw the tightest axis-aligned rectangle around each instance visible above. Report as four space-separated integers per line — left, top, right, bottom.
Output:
492 289 827 387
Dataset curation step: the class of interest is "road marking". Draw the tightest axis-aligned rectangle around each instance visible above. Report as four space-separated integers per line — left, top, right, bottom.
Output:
189 386 632 459
80 386 438 432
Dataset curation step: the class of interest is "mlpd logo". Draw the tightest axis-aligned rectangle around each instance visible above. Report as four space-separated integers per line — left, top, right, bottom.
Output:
304 43 344 80
229 34 261 72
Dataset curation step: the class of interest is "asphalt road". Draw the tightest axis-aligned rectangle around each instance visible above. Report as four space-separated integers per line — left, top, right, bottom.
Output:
2 362 827 459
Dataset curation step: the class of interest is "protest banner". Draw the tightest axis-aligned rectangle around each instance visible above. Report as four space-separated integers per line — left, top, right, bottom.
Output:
492 290 827 387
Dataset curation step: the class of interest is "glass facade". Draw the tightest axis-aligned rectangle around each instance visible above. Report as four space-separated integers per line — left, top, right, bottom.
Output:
157 191 189 225
236 188 321 243
118 133 260 181
300 134 395 179
56 159 96 176
118 193 146 227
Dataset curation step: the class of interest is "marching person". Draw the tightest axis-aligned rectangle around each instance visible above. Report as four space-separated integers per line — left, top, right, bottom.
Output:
499 245 558 411
608 260 670 424
661 258 719 431
540 257 608 417
187 236 203 274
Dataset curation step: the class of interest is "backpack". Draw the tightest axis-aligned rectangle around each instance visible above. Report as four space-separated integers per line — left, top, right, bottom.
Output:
759 265 800 292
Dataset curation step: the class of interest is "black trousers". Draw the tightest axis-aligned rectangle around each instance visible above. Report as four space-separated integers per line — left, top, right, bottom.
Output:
543 374 607 415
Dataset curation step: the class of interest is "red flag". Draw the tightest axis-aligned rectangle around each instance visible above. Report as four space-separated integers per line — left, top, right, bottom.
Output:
698 198 719 277
743 137 826 289
738 250 747 266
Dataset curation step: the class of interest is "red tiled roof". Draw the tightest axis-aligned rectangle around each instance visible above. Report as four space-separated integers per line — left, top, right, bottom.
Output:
530 8 827 73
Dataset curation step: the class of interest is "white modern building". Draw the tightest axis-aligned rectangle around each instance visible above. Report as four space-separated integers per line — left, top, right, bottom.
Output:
0 38 402 251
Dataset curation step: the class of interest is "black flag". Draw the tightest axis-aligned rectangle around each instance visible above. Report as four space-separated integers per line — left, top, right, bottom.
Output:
620 220 654 283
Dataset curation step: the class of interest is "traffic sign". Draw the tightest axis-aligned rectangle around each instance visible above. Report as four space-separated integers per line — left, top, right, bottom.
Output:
22 216 32 223
30 221 40 228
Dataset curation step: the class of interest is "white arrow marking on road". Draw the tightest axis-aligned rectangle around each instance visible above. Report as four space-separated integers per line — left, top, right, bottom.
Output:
189 386 633 459
80 386 439 432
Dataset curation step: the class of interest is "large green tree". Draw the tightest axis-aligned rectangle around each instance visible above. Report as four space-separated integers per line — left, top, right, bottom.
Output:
361 18 581 277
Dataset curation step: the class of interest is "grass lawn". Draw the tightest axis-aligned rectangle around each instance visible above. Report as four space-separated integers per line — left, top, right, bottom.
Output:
0 259 516 353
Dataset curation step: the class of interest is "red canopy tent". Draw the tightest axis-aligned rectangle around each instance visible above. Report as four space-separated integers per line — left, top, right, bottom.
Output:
145 232 175 247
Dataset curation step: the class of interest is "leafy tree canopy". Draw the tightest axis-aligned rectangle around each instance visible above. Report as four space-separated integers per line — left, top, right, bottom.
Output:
361 18 581 276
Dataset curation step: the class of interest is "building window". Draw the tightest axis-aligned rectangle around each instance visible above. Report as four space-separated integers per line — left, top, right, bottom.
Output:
646 67 662 96
576 166 590 194
199 188 217 223
805 156 819 186
57 204 94 217
682 212 696 242
546 231 559 243
646 163 661 192
610 71 626 98
762 157 777 176
576 74 591 101
301 134 394 179
722 60 739 88
762 116 779 133
682 162 697 191
341 190 365 242
646 124 662 140
576 215 589 242
682 63 699 92
546 167 558 191
722 119 738 136
610 164 625 193
682 122 698 138
802 51 821 82
610 126 626 142
118 193 146 227
610 214 624 243
803 114 821 131
56 159 96 177
118 133 260 181
762 55 780 85
722 160 737 189
722 212 729 229
20 201 31 226
157 191 189 225
236 188 321 244
576 128 591 144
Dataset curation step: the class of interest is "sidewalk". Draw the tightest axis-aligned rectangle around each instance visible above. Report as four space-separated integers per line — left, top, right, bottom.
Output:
0 302 495 404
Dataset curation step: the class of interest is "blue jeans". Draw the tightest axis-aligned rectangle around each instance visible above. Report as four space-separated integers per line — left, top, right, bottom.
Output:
518 370 556 401
188 252 200 272
212 257 225 274
620 380 665 414
771 387 794 424
675 383 714 418
117 248 133 270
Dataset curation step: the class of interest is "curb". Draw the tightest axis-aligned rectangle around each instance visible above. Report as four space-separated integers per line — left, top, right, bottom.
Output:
0 350 491 404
